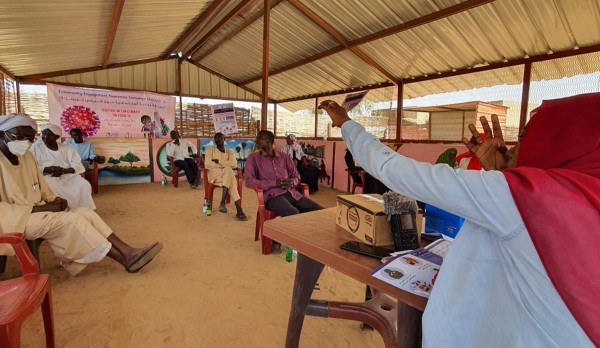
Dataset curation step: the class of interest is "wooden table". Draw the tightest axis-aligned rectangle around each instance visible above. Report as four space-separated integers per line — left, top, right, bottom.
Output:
263 208 427 348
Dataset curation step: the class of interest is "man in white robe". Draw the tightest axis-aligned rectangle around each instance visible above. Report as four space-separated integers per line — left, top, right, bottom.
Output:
30 123 96 209
0 113 162 276
205 132 248 221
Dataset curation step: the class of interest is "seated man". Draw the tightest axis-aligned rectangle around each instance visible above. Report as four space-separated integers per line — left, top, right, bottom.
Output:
0 113 162 276
245 130 323 251
205 132 248 221
344 148 390 195
30 123 96 209
64 128 96 171
166 130 199 189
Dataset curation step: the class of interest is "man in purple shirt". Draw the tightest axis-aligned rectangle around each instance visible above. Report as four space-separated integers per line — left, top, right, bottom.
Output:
245 130 323 250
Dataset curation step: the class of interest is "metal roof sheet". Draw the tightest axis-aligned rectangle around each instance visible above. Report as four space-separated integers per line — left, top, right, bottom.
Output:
1 0 599 110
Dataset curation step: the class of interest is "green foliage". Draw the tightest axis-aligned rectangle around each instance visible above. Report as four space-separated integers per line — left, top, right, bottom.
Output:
108 157 121 166
95 155 106 164
119 151 141 169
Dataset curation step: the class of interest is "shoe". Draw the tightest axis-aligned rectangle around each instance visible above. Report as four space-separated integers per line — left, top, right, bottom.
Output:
271 241 282 254
190 184 198 189
219 204 227 213
236 212 249 221
126 242 163 273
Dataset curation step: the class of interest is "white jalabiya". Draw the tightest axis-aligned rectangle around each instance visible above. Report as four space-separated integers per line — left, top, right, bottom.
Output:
30 141 96 209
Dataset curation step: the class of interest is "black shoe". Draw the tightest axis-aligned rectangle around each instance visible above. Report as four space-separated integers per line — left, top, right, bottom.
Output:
236 212 248 221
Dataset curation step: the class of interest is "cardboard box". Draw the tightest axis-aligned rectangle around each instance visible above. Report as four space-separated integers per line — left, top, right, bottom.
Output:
336 194 394 246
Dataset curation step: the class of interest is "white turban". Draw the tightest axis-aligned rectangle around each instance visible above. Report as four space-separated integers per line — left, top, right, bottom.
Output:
0 113 38 132
41 123 63 136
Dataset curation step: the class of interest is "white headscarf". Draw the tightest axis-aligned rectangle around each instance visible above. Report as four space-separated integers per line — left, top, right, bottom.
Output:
0 113 38 132
41 123 62 136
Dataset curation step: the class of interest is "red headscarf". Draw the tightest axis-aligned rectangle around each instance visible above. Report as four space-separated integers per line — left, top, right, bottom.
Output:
504 93 600 345
456 134 485 170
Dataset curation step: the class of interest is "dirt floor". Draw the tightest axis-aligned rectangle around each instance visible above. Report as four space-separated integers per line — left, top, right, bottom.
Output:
7 182 386 347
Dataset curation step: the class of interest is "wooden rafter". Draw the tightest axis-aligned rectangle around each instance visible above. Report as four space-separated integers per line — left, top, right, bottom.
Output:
195 0 284 61
184 0 254 59
186 59 270 101
288 0 398 84
20 57 174 80
102 0 125 69
276 82 395 104
276 42 600 105
241 0 494 85
162 0 226 59
0 64 16 80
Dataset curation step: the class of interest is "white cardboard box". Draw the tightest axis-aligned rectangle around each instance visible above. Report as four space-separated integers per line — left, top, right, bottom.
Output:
336 194 394 246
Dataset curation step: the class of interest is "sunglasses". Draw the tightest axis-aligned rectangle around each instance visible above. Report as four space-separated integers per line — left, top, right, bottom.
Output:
5 131 36 142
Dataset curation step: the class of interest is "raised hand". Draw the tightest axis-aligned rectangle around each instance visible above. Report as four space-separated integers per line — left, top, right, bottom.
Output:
462 114 509 170
318 100 351 127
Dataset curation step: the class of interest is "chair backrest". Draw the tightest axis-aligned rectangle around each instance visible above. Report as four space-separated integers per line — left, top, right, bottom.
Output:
0 233 39 276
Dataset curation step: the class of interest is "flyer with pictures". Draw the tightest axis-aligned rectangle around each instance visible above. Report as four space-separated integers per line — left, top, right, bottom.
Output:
370 239 452 298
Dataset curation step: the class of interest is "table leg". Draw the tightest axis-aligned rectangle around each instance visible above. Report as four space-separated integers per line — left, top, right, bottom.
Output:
285 253 324 348
397 301 422 348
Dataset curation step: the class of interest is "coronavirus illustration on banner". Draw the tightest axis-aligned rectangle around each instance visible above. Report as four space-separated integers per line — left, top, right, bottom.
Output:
47 83 175 138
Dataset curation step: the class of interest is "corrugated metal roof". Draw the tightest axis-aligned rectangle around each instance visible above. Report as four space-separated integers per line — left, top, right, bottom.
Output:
1 0 599 112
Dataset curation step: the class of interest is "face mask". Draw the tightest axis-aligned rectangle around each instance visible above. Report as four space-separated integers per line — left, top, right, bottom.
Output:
7 139 32 156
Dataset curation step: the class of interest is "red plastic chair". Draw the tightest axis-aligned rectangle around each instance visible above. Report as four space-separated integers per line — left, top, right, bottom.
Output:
170 156 202 188
346 168 366 194
83 159 99 194
0 233 55 348
254 184 309 255
203 167 243 206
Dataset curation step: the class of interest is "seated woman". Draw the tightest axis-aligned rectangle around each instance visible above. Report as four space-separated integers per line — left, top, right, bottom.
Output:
298 156 320 193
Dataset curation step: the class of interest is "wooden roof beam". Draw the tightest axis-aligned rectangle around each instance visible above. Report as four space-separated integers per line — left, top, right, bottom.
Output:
288 0 398 84
20 57 174 80
194 0 284 62
102 0 125 69
276 81 395 104
186 59 272 102
185 0 254 59
241 0 494 85
162 0 226 59
0 64 16 80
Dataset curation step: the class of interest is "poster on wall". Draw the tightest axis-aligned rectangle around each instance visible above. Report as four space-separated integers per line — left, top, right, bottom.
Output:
341 91 368 112
47 83 175 139
210 103 238 135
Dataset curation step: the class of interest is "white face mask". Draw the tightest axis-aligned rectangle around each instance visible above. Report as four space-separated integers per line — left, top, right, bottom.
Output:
7 139 32 156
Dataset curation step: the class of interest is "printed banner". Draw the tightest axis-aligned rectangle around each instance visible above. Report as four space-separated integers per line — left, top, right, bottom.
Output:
341 91 368 112
211 103 238 135
47 83 175 138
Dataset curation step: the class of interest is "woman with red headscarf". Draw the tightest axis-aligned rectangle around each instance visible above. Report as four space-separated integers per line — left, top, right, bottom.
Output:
319 93 598 347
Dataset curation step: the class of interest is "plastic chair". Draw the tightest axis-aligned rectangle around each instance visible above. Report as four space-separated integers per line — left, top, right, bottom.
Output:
0 238 45 274
170 156 202 188
346 168 366 194
0 233 55 348
254 184 309 255
203 167 243 206
83 159 99 194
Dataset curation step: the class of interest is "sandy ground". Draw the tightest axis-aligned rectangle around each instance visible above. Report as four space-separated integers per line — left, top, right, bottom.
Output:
6 182 386 347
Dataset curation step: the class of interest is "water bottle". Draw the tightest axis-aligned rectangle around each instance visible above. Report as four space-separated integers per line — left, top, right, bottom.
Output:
202 199 208 215
206 201 212 216
284 246 293 262
161 174 168 187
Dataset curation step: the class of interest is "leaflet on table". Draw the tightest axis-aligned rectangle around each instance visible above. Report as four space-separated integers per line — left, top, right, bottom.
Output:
370 239 452 298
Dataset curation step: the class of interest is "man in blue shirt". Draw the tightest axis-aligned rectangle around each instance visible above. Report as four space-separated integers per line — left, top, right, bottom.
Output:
65 128 96 171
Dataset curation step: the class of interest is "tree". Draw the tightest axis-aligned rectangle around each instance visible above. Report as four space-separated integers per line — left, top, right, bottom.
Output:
119 151 140 170
108 157 121 167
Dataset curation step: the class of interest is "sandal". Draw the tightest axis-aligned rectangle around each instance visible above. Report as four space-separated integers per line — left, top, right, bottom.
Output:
125 242 163 273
